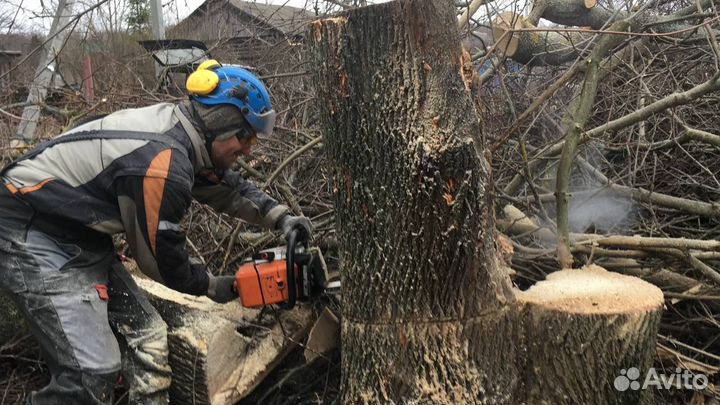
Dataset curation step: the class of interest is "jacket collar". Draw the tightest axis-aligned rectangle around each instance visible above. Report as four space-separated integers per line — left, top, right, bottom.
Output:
174 103 213 173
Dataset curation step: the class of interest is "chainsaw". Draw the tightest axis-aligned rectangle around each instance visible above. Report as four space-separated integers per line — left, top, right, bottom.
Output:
234 229 340 309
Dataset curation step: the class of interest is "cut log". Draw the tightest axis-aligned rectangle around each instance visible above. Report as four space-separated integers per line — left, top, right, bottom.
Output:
133 276 314 405
498 204 556 241
492 11 589 66
518 265 664 405
492 12 526 58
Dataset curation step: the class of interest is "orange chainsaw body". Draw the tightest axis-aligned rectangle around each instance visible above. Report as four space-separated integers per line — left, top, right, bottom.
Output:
236 259 299 309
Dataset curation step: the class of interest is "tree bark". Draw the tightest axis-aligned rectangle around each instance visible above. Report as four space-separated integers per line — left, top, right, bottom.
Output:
133 276 313 405
309 1 664 404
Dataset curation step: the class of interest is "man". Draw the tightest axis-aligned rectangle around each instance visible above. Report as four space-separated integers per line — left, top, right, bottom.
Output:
0 60 311 405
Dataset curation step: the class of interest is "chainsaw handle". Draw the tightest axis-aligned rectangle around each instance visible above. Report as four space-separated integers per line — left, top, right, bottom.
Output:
281 229 300 310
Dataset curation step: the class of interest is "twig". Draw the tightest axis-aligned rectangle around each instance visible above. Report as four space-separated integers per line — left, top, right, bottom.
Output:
261 71 309 80
658 335 720 363
263 136 322 190
221 224 244 273
663 292 720 301
493 60 582 155
186 238 205 265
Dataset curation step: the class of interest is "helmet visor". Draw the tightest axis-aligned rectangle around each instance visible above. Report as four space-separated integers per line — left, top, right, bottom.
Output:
250 109 276 137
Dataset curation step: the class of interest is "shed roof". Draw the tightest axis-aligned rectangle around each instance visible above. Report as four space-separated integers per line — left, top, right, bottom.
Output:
229 0 314 34
184 0 315 36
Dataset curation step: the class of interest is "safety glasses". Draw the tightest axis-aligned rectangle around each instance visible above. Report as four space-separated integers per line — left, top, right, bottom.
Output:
235 121 258 146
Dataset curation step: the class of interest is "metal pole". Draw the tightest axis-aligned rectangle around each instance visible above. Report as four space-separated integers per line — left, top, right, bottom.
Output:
15 0 77 143
149 0 165 80
149 0 165 39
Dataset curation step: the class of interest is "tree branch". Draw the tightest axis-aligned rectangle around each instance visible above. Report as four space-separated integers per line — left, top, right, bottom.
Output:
555 20 630 268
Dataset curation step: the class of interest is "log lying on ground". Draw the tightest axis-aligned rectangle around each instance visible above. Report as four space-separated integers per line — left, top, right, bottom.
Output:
134 276 314 405
518 264 664 405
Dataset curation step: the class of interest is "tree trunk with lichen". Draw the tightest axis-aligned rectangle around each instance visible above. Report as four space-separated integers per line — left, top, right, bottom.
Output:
308 1 664 404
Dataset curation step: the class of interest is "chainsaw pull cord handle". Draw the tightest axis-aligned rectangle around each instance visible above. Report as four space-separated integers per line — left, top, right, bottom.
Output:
281 229 300 310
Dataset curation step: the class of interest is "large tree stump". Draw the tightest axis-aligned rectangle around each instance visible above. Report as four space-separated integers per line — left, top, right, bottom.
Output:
310 1 516 402
133 276 314 405
309 1 665 404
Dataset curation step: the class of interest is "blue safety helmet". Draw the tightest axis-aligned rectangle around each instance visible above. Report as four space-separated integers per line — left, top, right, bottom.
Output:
187 61 276 137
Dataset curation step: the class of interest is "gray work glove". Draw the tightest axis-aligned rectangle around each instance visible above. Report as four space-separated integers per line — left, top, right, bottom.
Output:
207 275 238 304
277 214 312 242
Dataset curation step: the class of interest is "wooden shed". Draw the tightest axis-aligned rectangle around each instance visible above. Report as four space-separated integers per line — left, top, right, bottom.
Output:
169 0 315 72
0 50 21 91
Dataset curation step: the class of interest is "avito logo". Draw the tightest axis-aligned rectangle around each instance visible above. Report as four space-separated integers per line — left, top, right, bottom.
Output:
614 367 708 391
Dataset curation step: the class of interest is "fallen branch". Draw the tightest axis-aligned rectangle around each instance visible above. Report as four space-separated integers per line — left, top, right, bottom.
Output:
577 235 720 251
663 292 720 301
529 0 718 36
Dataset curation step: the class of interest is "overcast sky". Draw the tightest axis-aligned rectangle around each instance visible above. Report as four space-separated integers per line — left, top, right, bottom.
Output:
3 0 336 33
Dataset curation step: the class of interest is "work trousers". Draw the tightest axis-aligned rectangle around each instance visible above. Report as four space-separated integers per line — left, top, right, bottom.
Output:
0 185 172 405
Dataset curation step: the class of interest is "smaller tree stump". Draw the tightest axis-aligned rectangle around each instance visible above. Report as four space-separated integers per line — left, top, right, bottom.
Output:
518 265 664 405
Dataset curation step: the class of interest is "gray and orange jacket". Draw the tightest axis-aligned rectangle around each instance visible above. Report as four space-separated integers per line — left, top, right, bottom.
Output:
1 102 289 296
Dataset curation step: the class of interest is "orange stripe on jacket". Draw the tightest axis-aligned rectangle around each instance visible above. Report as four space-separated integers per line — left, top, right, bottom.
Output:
144 149 172 255
14 178 55 194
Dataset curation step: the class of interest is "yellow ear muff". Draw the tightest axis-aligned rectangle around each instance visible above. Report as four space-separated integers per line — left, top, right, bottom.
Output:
186 59 222 96
197 59 221 71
